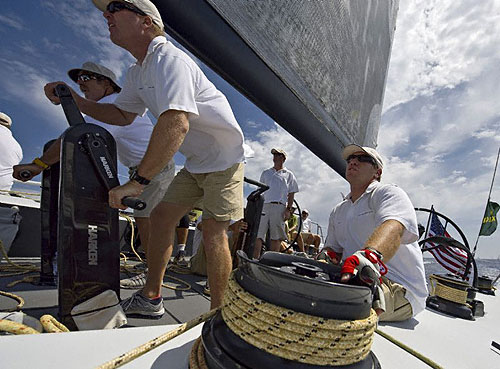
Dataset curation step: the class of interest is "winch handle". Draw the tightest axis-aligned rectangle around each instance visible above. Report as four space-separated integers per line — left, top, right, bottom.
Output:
121 197 146 211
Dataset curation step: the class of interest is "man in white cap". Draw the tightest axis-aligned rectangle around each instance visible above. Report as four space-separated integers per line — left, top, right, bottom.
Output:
324 144 427 321
254 148 299 258
292 208 321 254
0 112 23 191
44 0 245 316
14 62 175 289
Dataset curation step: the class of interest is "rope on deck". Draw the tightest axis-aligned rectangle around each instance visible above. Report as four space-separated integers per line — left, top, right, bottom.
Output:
94 308 218 369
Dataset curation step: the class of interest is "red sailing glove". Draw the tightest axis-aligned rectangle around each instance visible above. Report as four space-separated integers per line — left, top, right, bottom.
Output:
326 249 342 264
341 248 388 313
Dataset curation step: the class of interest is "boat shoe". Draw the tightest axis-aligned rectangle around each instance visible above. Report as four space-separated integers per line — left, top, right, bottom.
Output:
120 272 147 289
120 291 165 317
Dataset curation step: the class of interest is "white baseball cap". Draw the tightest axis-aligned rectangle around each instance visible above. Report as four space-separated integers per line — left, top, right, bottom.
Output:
92 0 164 30
342 144 384 169
271 148 287 159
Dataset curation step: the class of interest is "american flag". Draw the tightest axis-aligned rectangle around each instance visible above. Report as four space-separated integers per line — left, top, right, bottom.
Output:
424 213 470 280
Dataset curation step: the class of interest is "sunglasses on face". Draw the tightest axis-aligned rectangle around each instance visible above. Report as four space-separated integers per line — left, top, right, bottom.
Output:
346 154 377 166
106 1 147 16
77 74 101 83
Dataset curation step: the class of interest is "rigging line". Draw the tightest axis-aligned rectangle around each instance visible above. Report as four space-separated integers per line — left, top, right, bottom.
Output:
375 328 444 369
472 146 500 256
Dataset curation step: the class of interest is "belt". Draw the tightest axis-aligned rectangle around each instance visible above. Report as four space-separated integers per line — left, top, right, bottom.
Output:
269 201 285 205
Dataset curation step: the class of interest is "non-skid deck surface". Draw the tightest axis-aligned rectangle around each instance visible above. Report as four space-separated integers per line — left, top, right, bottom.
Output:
0 258 210 326
2 258 500 369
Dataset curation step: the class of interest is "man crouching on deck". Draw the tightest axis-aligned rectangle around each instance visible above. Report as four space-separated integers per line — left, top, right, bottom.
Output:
44 0 245 317
324 144 427 321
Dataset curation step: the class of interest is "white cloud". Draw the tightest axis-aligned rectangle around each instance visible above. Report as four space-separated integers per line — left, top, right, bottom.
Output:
0 14 26 31
245 124 346 235
384 0 500 112
43 0 135 80
0 58 66 129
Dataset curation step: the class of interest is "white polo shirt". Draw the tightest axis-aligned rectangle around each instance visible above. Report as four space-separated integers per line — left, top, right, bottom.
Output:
260 167 299 205
325 181 428 316
84 94 154 168
113 36 245 173
0 125 23 191
302 217 311 232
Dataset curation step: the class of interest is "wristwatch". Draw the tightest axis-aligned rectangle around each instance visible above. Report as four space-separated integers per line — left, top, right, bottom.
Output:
130 170 151 185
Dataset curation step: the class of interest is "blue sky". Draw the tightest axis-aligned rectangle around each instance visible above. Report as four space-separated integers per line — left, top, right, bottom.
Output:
1 1 499 258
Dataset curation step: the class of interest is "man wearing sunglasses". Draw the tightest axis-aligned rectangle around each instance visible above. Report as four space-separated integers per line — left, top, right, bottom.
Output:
323 144 427 322
44 0 245 317
14 61 176 286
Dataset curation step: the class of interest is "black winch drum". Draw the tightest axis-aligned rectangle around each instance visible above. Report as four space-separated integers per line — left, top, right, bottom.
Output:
235 251 373 320
196 251 380 369
201 311 381 369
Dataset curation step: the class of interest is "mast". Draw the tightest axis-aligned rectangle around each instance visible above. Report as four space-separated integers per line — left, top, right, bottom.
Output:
472 146 500 256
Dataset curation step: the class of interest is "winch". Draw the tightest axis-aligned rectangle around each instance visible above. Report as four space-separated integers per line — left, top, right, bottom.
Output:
190 251 382 369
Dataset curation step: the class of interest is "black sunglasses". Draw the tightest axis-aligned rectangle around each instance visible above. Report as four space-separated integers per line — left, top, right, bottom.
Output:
77 73 105 83
77 73 98 82
106 1 147 16
346 154 377 165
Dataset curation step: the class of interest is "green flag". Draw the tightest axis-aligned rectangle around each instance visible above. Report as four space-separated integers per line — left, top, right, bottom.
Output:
479 201 500 236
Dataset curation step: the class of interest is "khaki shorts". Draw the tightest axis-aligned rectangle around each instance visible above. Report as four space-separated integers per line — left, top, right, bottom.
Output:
131 161 176 217
257 203 288 241
378 276 413 322
163 162 244 222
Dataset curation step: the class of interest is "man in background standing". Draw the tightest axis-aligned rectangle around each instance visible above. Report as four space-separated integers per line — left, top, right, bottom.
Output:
254 148 298 258
0 112 22 192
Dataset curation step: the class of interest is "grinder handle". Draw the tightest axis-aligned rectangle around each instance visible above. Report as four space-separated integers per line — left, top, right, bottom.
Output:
121 197 146 211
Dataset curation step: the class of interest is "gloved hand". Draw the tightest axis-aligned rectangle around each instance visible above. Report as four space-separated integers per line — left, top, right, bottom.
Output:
340 248 387 314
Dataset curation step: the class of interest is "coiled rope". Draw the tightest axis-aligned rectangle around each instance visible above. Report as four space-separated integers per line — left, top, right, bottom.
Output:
221 273 376 366
429 274 468 305
0 314 69 334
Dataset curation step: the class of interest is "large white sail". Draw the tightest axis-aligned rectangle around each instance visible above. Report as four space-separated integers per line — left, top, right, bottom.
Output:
154 0 399 175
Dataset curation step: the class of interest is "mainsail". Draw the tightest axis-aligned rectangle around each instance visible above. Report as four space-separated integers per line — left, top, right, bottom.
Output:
154 0 399 176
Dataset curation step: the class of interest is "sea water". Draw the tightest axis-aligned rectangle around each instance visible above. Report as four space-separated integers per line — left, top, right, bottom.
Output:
424 257 500 284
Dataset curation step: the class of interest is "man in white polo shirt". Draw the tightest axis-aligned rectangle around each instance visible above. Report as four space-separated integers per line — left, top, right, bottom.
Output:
254 148 299 258
324 144 427 321
44 0 245 316
0 112 22 191
14 62 175 288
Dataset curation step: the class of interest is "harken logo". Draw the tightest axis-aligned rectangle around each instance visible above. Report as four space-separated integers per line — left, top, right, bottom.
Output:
88 224 98 266
100 156 114 179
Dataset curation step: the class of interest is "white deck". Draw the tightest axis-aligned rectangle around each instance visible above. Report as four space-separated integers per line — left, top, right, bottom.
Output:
1 292 499 368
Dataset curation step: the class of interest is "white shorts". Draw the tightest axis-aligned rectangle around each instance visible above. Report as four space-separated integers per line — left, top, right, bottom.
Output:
257 202 287 241
131 160 175 217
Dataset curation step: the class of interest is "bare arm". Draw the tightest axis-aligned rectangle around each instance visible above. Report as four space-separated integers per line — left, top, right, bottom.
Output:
107 109 189 209
364 219 405 261
136 110 189 180
283 192 296 220
12 138 62 180
44 82 136 126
